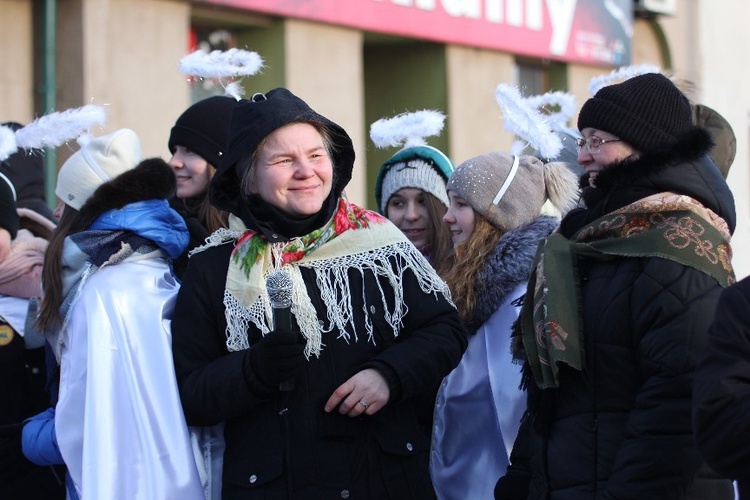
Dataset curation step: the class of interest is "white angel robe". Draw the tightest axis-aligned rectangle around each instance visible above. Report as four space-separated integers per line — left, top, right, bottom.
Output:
55 256 205 499
431 283 527 500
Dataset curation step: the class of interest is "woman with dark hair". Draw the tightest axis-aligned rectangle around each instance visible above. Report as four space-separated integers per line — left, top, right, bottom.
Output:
372 111 455 271
171 88 466 499
374 145 454 271
167 95 238 278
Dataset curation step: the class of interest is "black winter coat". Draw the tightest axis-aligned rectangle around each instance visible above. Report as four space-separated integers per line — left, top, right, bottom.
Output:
0 320 65 499
499 129 736 500
693 275 750 499
172 241 466 500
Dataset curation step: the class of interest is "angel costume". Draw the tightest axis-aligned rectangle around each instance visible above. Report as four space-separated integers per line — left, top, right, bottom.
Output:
51 160 205 499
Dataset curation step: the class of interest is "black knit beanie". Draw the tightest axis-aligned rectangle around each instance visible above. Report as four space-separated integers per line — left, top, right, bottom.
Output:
577 73 693 155
168 95 239 168
209 88 354 216
0 172 19 238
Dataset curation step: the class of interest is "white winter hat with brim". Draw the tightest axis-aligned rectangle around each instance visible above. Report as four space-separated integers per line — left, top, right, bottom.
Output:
55 128 142 210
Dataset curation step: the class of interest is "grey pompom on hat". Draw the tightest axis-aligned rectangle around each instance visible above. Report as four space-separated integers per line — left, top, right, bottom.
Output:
447 151 579 232
55 129 143 210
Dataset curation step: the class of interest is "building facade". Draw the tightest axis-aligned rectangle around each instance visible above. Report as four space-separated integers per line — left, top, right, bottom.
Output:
1 0 748 277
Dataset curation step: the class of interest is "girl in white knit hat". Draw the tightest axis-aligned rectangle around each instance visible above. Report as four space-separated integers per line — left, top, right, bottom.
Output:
29 129 204 499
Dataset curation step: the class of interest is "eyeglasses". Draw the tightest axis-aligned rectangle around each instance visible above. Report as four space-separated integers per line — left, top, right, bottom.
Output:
575 136 622 155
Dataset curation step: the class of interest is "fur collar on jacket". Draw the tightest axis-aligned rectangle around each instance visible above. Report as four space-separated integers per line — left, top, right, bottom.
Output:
563 127 736 237
78 158 177 223
469 215 560 329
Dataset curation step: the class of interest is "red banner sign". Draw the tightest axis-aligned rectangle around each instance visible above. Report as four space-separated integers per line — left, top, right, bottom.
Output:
195 0 632 66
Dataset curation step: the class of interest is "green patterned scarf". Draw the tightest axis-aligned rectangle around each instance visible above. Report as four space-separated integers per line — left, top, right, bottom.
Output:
519 193 734 389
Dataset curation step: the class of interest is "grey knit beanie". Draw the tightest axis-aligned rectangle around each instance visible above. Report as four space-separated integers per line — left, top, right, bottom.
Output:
376 145 454 213
447 151 578 232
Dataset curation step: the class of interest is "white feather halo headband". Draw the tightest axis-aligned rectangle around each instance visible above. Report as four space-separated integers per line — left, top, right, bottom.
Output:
494 84 562 159
369 110 446 150
179 48 264 101
524 91 577 133
0 104 107 161
588 63 662 96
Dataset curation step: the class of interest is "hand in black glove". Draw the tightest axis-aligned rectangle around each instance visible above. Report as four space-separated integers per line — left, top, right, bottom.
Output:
245 329 305 391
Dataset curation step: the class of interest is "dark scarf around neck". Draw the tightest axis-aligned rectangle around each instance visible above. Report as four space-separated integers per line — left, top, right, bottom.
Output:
518 192 734 390
236 192 338 242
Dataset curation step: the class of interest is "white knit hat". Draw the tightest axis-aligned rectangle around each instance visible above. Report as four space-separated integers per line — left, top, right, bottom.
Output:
55 129 142 210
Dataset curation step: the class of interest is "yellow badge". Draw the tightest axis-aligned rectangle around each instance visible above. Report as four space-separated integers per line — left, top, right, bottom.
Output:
0 324 13 346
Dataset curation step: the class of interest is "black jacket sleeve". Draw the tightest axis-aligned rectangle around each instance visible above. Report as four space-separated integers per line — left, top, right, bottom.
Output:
693 276 750 481
171 245 270 426
495 410 532 500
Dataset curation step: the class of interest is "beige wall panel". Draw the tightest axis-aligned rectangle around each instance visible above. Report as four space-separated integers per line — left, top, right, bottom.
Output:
567 65 611 117
695 0 750 279
74 0 190 159
283 20 367 206
631 20 667 68
445 46 515 165
0 0 34 122
658 2 701 84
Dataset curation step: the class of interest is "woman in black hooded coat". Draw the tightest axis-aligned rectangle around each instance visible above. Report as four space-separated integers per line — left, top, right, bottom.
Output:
171 88 466 499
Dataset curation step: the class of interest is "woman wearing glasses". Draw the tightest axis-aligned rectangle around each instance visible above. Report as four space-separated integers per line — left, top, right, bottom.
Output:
496 73 736 499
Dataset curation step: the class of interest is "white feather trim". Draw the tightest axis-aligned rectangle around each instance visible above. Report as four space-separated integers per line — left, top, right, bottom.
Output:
588 64 662 96
2 104 106 160
0 126 17 161
179 48 264 79
369 110 446 150
223 81 245 101
494 84 562 160
524 91 577 132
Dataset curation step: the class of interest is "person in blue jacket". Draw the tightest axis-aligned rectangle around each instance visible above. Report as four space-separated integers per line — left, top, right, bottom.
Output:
25 129 204 499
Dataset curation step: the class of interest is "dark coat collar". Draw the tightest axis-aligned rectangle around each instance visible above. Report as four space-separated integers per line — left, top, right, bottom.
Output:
563 127 736 237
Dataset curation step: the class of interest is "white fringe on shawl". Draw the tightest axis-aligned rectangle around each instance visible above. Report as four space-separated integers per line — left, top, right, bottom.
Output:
195 216 453 357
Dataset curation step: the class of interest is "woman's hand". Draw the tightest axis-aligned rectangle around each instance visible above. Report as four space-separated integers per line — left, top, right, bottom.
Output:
324 368 390 417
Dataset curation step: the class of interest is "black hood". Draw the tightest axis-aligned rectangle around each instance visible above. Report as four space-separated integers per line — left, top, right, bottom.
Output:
563 127 736 236
208 88 355 222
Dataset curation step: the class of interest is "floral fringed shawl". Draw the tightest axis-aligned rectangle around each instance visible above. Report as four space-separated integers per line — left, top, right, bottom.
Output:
195 196 453 356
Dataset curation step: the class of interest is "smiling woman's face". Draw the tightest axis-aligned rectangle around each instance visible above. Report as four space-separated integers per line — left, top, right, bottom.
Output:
246 122 333 217
442 191 475 249
168 145 212 200
577 127 639 187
